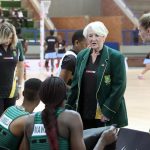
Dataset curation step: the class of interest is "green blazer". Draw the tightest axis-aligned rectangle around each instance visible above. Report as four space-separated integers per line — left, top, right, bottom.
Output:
66 45 128 128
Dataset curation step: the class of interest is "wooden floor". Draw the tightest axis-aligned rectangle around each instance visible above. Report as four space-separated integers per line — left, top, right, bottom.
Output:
124 68 150 132
17 59 150 132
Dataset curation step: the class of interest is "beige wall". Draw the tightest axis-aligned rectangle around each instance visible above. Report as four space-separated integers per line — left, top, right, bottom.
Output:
51 16 122 44
48 0 101 17
49 0 133 30
101 0 134 30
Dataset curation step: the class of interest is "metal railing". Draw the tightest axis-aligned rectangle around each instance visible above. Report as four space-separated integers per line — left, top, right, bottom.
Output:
21 28 149 46
21 28 77 45
113 0 139 27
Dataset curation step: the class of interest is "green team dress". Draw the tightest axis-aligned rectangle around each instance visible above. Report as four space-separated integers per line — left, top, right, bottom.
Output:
0 106 29 149
29 108 70 150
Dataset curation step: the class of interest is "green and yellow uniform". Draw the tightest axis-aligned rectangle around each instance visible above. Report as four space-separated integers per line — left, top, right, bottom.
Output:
29 108 70 150
0 106 29 149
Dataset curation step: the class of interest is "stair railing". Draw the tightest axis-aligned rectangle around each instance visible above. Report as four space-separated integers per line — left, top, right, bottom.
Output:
113 0 139 27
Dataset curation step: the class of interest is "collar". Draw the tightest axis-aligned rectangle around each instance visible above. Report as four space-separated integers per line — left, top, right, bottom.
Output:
90 47 104 55
70 49 78 55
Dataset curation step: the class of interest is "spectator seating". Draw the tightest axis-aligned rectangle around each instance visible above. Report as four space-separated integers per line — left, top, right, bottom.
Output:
0 0 34 28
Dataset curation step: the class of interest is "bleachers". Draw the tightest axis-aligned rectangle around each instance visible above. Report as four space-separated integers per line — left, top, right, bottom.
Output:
0 0 21 8
124 0 150 18
3 9 28 18
0 0 34 28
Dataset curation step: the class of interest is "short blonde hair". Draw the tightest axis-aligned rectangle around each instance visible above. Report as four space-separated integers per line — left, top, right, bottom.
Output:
139 13 150 30
0 22 18 49
83 21 109 38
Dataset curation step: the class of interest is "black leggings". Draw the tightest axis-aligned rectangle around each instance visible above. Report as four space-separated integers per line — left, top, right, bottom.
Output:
0 97 16 116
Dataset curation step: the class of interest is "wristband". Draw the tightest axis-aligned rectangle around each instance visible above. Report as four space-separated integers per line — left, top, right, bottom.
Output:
17 84 22 88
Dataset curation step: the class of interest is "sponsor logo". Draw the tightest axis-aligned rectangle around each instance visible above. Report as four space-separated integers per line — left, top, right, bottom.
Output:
32 124 46 136
0 114 12 129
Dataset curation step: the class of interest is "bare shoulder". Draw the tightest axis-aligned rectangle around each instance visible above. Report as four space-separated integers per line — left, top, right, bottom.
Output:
60 110 82 128
10 115 29 136
12 114 34 130
63 109 81 118
11 115 28 127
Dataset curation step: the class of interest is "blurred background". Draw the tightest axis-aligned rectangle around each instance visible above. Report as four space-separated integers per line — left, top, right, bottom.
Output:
1 0 150 67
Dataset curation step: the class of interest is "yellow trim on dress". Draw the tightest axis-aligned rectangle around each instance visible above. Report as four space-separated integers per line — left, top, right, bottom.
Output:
9 68 17 98
95 104 102 119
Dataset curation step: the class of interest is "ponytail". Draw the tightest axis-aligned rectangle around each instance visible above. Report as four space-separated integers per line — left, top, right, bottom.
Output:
42 105 59 150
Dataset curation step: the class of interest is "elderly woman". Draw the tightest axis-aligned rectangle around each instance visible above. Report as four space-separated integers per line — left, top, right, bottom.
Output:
66 21 128 129
0 22 24 115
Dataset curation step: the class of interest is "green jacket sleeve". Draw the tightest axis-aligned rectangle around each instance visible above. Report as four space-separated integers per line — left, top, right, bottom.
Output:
102 52 126 119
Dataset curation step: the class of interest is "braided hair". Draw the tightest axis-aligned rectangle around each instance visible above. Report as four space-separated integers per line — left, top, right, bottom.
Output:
39 77 66 150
